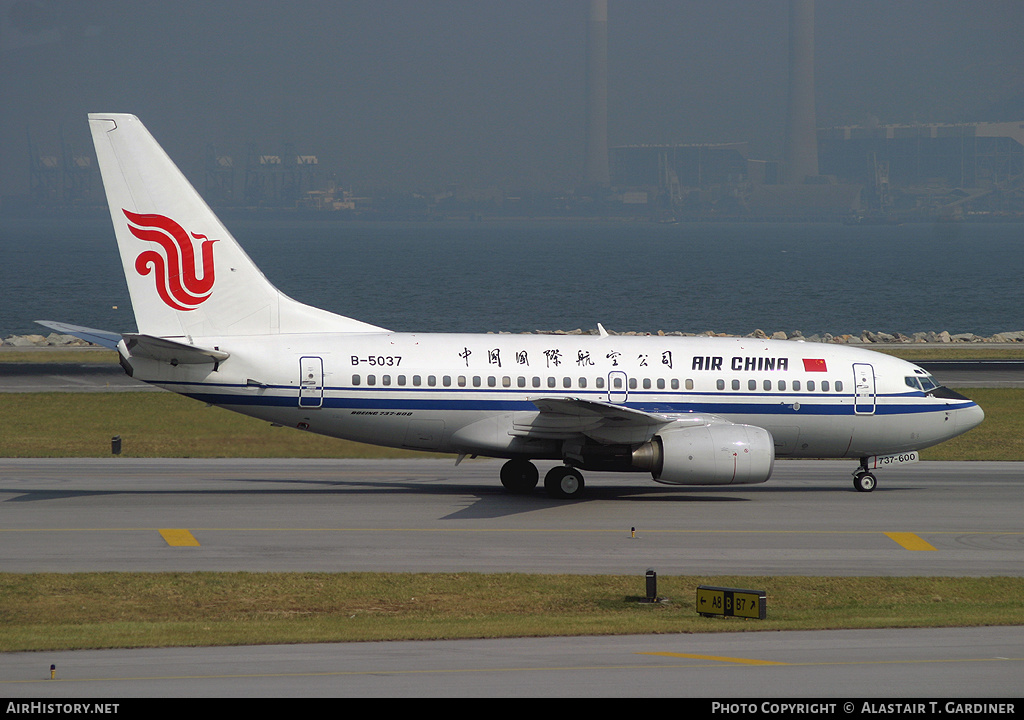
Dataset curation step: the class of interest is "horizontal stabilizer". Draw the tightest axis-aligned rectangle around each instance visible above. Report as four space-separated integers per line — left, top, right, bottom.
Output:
35 321 122 350
122 334 229 364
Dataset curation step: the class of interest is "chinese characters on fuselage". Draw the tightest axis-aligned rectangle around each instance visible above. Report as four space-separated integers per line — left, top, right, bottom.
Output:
454 347 790 373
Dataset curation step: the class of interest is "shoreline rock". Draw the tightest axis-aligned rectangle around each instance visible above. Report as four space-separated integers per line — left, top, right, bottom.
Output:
2 333 96 348
520 328 1024 344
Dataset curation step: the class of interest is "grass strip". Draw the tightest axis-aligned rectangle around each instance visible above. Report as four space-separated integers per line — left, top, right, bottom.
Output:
0 349 119 363
2 573 1022 652
926 387 1024 461
0 393 436 459
0 389 1016 460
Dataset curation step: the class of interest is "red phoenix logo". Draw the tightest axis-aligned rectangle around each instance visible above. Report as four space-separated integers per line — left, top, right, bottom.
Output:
124 209 218 311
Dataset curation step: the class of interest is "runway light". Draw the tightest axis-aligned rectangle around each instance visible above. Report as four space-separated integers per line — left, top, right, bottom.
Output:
50 664 55 680
631 526 636 539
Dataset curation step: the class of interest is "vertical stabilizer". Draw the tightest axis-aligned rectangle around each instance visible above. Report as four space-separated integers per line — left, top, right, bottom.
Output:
88 113 385 338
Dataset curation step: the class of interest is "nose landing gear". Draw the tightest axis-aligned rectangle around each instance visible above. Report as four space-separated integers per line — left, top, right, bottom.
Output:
853 459 877 492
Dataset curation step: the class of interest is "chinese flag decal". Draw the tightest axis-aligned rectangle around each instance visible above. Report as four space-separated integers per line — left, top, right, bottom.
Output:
803 358 828 372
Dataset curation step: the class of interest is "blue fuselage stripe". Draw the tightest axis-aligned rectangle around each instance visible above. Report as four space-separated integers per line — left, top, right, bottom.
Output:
169 383 973 417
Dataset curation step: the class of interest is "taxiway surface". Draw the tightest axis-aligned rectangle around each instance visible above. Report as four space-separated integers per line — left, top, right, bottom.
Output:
2 626 1021 698
3 459 1022 697
2 458 1021 575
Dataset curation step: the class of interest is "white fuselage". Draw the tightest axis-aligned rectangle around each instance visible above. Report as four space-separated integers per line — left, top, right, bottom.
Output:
123 332 984 461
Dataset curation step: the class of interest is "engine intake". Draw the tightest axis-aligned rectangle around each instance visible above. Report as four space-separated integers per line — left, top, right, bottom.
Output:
632 423 775 485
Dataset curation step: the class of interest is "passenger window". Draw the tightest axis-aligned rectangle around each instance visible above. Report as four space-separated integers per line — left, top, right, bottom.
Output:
547 377 556 388
397 375 406 386
352 374 361 386
778 380 786 391
835 381 843 392
793 380 801 391
563 377 572 388
732 379 740 391
579 377 587 388
428 375 437 387
807 380 815 391
533 377 541 388
717 379 725 391
596 377 605 389
502 376 511 388
821 381 829 392
458 376 467 387
443 375 452 387
613 377 623 389
472 376 482 388
382 375 391 386
367 375 376 386
683 379 692 390
487 376 496 387
748 379 757 391
629 378 637 389
657 378 665 390
412 375 420 386
643 378 651 389
763 380 772 391
517 377 526 388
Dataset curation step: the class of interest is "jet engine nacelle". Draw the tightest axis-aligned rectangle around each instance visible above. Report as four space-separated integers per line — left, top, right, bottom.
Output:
632 423 775 485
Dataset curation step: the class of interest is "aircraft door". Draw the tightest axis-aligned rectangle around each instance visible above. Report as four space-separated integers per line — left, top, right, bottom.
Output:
299 356 325 408
853 363 875 415
608 371 629 403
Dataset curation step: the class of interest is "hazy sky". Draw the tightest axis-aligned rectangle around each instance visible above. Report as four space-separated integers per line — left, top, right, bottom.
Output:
1 0 1021 200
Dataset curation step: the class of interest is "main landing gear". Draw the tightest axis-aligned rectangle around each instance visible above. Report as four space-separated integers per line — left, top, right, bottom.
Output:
500 460 585 500
499 459 538 493
543 465 585 500
853 459 877 493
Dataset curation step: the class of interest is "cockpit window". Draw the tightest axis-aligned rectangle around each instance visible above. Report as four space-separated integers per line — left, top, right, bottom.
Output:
906 375 940 392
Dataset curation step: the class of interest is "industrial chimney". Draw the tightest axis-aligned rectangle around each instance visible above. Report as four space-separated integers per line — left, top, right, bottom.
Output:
584 0 610 187
783 0 819 184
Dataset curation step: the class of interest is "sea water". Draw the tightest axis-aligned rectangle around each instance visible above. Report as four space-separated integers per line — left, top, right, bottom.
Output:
1 217 1021 339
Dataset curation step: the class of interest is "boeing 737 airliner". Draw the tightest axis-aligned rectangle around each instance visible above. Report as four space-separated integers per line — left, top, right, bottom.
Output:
40 114 985 499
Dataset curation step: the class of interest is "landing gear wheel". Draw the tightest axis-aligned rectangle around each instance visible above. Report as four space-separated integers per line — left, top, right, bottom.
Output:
853 471 877 493
544 465 585 500
500 459 539 493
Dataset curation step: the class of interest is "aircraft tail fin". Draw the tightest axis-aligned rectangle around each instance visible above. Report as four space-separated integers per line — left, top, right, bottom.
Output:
88 113 386 338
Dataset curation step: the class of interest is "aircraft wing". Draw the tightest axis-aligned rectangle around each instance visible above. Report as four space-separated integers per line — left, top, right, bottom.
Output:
515 396 713 444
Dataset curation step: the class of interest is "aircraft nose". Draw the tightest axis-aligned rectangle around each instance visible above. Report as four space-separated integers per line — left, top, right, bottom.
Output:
956 402 985 434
